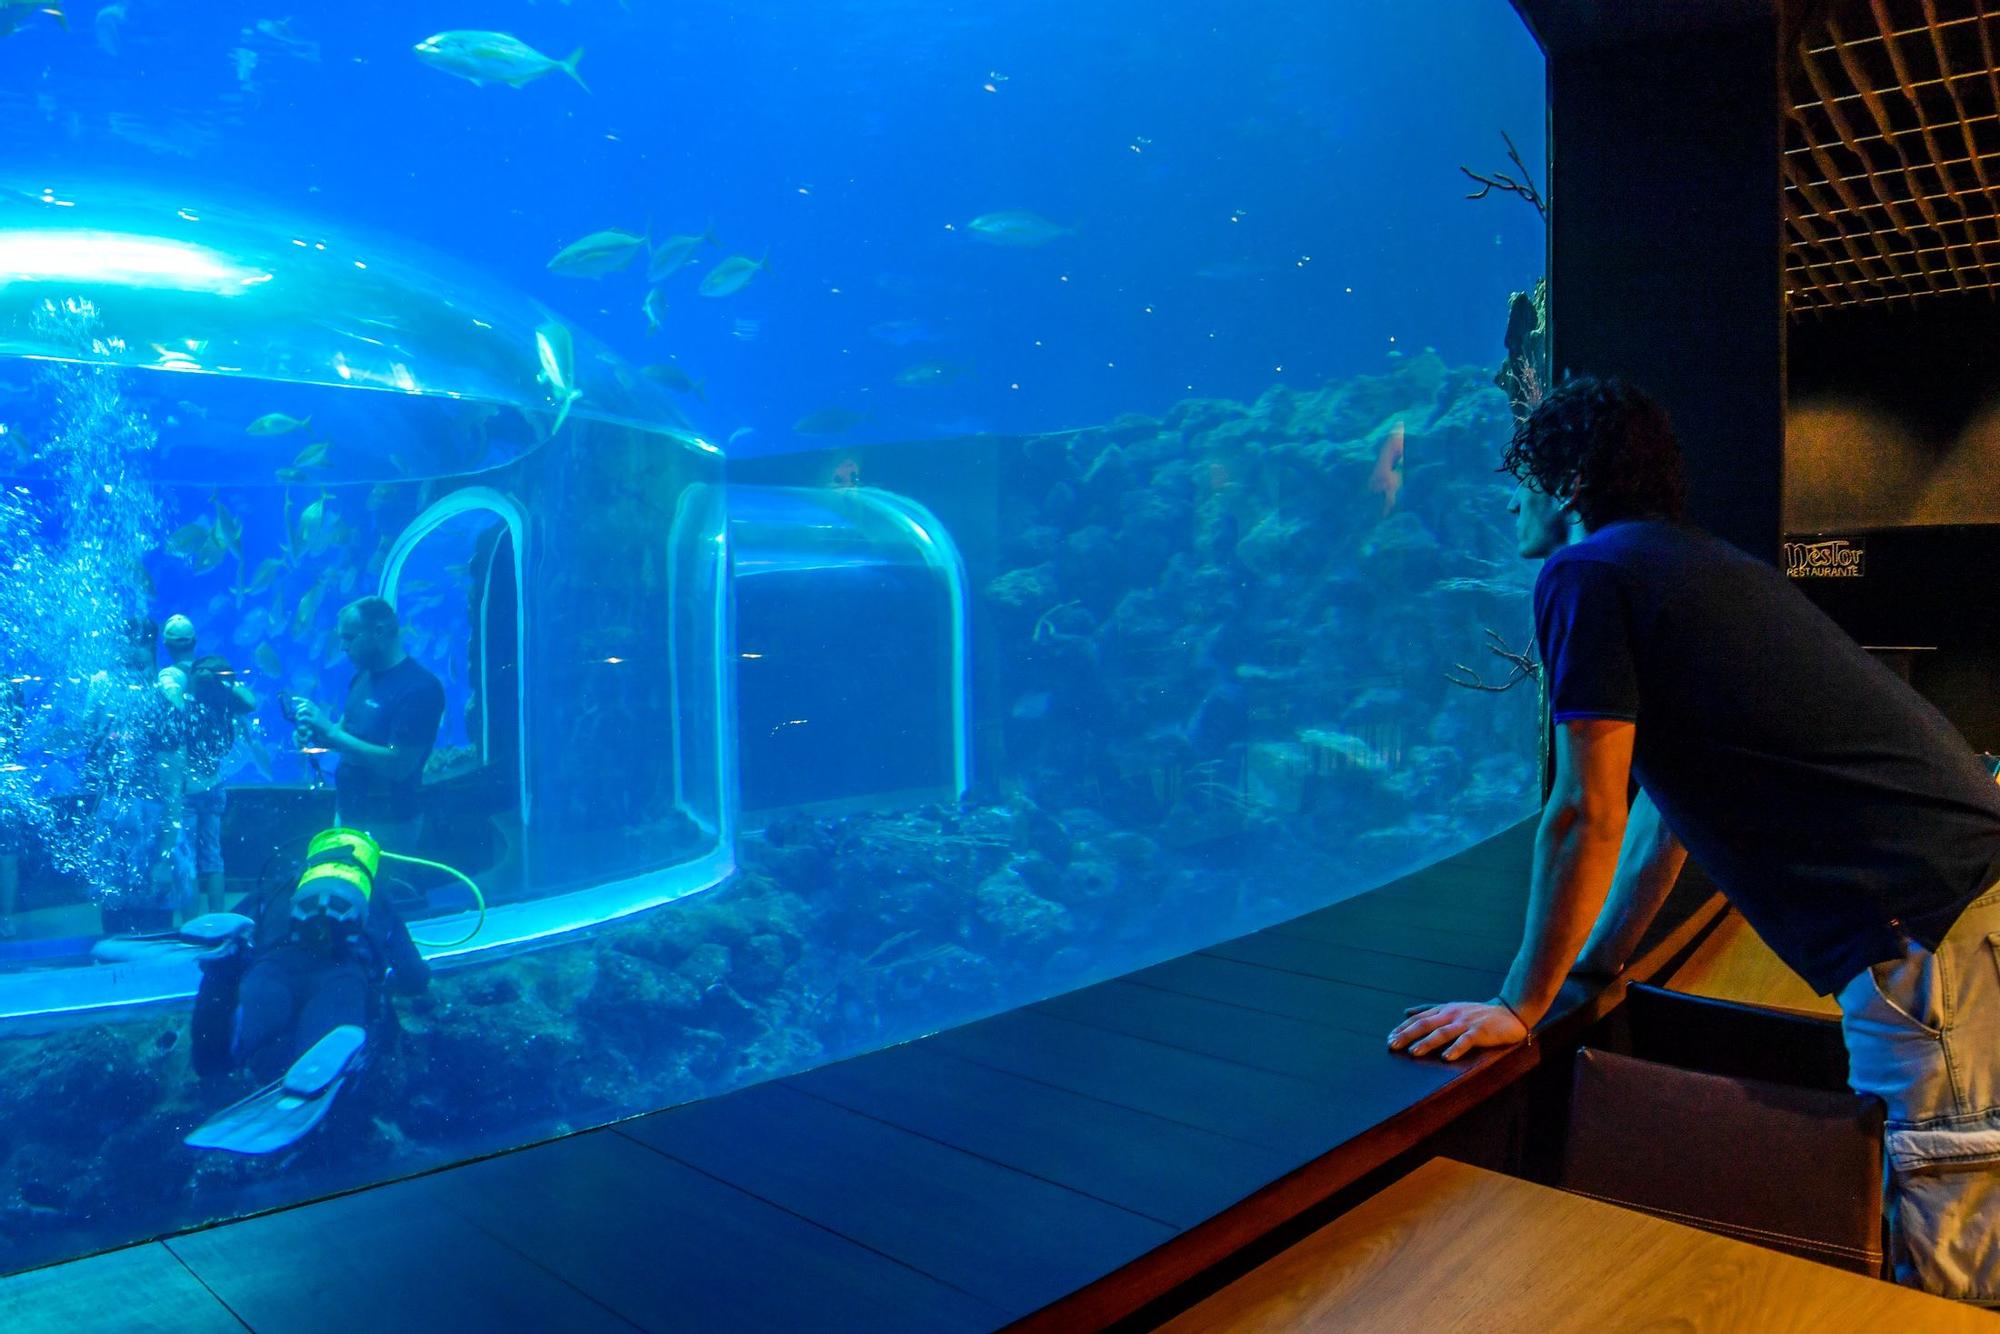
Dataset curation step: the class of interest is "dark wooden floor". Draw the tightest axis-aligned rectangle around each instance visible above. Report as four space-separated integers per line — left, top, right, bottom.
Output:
1 814 1666 1333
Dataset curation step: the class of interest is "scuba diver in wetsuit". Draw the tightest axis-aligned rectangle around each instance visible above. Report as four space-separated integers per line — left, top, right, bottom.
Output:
186 828 429 1154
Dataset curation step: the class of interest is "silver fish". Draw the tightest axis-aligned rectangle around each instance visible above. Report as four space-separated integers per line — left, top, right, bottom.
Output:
297 491 329 549
292 576 327 637
247 412 309 436
534 321 583 436
697 252 770 298
243 558 287 597
894 360 970 388
967 210 1074 246
413 31 587 91
646 225 716 282
547 227 646 277
211 493 244 559
189 535 228 574
166 521 212 557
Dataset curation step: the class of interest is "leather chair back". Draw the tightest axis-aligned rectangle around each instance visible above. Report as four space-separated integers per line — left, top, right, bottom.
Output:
1621 981 1852 1092
1563 1046 1887 1276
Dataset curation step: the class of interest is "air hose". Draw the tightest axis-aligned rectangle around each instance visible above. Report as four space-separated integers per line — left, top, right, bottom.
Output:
296 828 487 950
381 850 487 949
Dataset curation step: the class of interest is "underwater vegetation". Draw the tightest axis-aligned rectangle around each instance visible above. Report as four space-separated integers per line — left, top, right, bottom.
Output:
983 346 1539 861
0 339 1539 1272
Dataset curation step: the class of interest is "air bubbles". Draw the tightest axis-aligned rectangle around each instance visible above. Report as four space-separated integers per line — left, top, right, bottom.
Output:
0 302 172 895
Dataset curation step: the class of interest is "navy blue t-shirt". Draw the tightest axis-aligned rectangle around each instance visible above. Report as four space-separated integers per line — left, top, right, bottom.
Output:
1534 517 2000 995
334 656 445 827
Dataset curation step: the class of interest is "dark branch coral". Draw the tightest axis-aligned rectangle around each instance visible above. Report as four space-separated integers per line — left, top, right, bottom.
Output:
1460 130 1547 220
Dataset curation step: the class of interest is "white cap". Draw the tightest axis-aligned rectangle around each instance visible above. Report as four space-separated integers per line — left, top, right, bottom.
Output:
162 614 196 643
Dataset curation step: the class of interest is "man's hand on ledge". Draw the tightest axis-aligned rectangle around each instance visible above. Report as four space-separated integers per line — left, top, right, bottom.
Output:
1387 999 1530 1061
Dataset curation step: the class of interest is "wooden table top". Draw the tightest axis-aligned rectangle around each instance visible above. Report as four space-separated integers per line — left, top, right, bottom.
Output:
1161 1157 2000 1332
1664 908 1841 1017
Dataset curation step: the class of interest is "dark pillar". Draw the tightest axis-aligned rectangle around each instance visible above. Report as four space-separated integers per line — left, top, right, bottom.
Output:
1531 11 1785 565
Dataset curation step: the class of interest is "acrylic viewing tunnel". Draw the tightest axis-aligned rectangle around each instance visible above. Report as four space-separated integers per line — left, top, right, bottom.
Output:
728 483 972 820
0 188 758 1020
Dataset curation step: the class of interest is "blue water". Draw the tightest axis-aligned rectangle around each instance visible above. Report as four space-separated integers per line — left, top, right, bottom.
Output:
7 1 1543 449
0 0 1547 1278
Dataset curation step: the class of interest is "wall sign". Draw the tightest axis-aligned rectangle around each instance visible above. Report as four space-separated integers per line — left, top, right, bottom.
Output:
1784 537 1865 578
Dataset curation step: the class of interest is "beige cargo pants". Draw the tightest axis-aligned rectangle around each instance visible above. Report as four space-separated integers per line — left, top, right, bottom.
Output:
1838 882 2000 1306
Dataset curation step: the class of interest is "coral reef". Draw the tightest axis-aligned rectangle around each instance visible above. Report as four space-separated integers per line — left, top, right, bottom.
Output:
986 348 1538 857
1494 279 1549 427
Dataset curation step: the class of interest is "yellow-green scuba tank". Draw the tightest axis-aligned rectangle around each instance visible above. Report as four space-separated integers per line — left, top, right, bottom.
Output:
288 828 381 954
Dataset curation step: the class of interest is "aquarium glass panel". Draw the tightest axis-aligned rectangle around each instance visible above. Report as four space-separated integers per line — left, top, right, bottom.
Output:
0 0 1543 1274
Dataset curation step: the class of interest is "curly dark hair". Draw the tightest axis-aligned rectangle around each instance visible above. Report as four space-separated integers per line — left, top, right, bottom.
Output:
1498 376 1688 529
